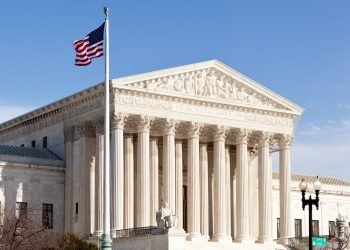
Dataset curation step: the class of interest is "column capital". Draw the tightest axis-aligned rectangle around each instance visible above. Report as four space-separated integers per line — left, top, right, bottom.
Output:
277 134 293 149
111 112 129 130
213 125 227 141
78 121 95 138
235 128 252 144
64 126 75 143
163 118 179 135
137 115 154 133
258 131 274 148
188 122 203 138
94 119 104 134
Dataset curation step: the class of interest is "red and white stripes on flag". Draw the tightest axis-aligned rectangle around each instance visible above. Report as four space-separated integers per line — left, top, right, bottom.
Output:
73 23 105 66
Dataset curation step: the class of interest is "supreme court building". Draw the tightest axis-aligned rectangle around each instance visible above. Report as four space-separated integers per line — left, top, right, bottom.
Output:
0 60 305 249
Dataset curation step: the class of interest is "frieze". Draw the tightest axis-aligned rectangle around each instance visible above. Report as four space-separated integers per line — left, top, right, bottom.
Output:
124 68 286 110
114 94 294 129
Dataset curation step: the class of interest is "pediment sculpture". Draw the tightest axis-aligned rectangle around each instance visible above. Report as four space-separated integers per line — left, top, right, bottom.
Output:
126 68 286 110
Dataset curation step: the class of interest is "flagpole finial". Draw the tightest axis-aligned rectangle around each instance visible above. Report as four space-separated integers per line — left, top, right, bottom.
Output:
104 6 109 19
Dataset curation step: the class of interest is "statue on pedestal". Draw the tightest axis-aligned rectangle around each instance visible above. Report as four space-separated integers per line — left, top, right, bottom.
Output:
156 202 176 228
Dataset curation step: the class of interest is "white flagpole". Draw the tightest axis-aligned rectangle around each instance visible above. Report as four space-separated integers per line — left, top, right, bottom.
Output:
101 6 112 250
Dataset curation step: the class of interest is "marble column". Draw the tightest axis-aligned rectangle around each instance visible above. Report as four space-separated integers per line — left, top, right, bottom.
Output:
278 134 293 244
124 135 134 229
63 126 74 232
235 129 251 242
200 143 209 240
94 121 104 236
212 126 230 242
187 122 202 240
136 116 153 227
111 113 127 236
175 140 183 229
257 132 273 243
162 119 177 213
150 137 159 226
225 146 231 238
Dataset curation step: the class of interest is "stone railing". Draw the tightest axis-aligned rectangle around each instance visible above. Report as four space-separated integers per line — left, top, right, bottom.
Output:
115 226 158 239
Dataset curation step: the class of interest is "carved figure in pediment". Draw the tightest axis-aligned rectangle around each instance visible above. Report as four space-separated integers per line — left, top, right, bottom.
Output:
184 73 195 94
146 79 158 90
237 87 246 101
229 82 238 100
173 77 184 92
206 71 217 96
196 70 206 95
216 75 229 99
166 76 175 90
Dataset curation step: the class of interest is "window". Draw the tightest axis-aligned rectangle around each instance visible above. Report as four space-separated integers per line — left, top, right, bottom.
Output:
16 202 27 219
312 220 319 236
43 136 47 148
329 221 336 237
277 218 280 238
42 204 53 229
75 203 78 215
295 219 302 237
20 144 24 147
31 140 36 148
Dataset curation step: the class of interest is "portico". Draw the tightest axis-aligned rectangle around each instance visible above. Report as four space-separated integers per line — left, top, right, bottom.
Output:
0 60 303 248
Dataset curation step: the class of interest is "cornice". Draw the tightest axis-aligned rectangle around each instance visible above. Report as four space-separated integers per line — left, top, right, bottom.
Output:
0 85 104 141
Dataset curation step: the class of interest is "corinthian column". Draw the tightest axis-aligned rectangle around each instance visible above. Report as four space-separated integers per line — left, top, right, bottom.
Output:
111 113 127 236
150 138 159 226
175 140 183 229
200 143 209 240
257 132 273 244
225 146 231 238
162 119 178 214
187 122 203 240
136 116 153 227
212 126 231 242
278 134 293 244
124 135 134 229
235 129 251 243
94 120 104 236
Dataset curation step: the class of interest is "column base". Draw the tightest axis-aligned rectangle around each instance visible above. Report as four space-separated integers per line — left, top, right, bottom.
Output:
100 233 113 249
93 230 102 237
110 229 117 238
212 234 232 243
256 236 273 244
202 234 210 241
186 232 202 241
234 235 252 244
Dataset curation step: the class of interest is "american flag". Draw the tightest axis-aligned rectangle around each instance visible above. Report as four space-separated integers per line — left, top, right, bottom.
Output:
73 23 105 66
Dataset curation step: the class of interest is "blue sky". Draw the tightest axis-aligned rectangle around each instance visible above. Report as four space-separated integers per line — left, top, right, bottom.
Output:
0 1 349 180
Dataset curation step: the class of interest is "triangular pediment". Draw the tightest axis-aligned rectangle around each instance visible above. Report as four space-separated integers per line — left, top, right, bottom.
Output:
112 60 303 115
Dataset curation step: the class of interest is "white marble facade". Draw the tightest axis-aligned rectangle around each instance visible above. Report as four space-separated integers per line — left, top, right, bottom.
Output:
0 60 307 247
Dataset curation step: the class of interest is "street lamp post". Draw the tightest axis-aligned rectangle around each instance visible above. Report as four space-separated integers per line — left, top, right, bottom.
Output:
299 176 322 250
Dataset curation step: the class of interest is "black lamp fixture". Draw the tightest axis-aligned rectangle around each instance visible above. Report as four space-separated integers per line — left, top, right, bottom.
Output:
299 176 322 250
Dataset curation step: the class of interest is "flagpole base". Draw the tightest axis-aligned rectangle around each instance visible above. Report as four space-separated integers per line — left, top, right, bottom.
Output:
101 233 112 249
